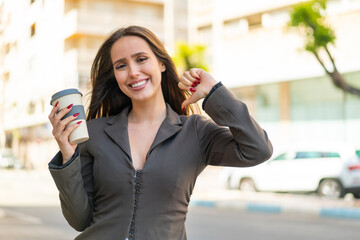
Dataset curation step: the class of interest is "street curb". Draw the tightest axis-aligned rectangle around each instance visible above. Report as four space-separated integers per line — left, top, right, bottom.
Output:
190 200 360 221
320 207 360 220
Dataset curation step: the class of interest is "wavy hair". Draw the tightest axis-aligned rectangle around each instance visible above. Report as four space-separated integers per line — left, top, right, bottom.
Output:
87 25 195 120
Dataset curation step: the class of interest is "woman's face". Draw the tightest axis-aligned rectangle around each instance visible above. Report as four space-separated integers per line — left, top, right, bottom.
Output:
110 36 165 103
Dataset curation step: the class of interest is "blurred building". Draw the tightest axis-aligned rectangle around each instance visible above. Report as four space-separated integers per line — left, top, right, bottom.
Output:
0 0 189 169
190 0 360 151
1 0 359 169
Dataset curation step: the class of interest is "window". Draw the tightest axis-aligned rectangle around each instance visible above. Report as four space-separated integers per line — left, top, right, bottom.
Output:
30 23 36 37
5 43 10 54
5 133 13 148
224 18 249 37
324 152 341 158
256 83 280 122
296 152 323 159
28 101 36 114
290 77 343 121
197 25 212 46
41 99 45 113
197 25 213 67
4 72 10 83
344 71 360 119
79 74 90 90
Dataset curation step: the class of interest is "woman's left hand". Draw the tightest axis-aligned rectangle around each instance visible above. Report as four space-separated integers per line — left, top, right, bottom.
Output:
178 68 217 110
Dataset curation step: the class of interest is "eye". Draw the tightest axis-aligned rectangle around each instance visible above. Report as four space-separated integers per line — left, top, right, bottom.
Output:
137 57 147 63
115 63 126 70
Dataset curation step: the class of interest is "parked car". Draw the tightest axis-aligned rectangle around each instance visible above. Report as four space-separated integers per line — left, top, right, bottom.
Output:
219 146 360 198
0 148 23 169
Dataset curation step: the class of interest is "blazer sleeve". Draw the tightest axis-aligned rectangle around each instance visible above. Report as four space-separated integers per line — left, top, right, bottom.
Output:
196 85 273 167
48 142 94 231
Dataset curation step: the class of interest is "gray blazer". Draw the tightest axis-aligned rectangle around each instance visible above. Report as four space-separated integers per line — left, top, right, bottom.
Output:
49 85 273 240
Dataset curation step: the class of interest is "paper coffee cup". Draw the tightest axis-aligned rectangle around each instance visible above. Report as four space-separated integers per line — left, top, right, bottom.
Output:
50 88 89 144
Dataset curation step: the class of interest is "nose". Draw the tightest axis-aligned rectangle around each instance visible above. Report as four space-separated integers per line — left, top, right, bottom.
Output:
128 63 140 78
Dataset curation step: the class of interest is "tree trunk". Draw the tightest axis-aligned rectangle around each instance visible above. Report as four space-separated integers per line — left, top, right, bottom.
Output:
327 69 360 96
312 47 360 97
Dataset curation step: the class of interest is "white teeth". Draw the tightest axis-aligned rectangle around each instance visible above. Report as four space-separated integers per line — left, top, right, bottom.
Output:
131 80 147 88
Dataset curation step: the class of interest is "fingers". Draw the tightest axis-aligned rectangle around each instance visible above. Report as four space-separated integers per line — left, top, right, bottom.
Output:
180 72 193 86
179 68 217 110
60 120 82 143
178 68 204 110
48 101 59 120
181 98 193 111
48 103 72 123
189 68 202 80
179 69 201 91
49 103 80 140
178 81 190 91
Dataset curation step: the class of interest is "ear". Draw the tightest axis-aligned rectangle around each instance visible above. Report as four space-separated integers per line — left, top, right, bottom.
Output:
160 63 166 72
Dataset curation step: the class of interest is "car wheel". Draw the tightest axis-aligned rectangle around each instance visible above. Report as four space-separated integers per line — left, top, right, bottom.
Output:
317 179 344 198
239 178 256 192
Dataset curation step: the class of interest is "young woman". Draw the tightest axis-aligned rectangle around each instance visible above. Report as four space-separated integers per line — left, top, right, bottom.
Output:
48 25 272 240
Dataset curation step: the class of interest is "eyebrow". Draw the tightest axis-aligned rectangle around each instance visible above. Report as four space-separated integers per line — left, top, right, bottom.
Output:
112 52 148 66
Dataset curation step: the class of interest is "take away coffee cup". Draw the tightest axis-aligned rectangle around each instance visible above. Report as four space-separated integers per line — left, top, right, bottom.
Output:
50 88 89 144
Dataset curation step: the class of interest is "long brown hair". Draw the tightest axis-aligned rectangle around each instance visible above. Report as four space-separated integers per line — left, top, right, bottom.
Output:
87 25 195 120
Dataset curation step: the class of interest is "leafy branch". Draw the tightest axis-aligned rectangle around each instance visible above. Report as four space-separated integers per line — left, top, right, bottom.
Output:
173 42 209 74
288 0 360 96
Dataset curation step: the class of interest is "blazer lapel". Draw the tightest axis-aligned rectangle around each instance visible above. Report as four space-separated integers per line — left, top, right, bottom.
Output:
148 104 182 154
104 106 132 159
104 104 183 159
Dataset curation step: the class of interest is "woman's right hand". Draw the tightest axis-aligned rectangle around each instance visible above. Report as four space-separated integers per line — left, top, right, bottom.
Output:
48 102 82 164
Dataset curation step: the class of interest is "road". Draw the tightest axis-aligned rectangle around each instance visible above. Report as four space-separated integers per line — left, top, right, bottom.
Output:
0 206 77 240
1 168 360 239
186 206 360 240
1 205 359 240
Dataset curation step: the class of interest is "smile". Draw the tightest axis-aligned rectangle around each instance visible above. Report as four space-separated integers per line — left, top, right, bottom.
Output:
130 79 148 88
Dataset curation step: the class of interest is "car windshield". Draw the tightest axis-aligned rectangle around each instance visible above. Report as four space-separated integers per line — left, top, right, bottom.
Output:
296 152 323 159
295 151 341 159
273 151 341 161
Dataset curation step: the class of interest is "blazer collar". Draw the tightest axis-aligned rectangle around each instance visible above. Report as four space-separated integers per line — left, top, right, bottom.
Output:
104 104 182 159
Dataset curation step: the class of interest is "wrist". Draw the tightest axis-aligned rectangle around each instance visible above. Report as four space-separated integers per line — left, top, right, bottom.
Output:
202 82 223 110
61 151 74 165
204 81 218 96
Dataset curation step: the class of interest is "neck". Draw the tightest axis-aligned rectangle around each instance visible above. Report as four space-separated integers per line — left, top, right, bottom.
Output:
129 97 166 124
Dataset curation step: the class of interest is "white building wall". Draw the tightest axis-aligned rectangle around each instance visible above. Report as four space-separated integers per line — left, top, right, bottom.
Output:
191 0 360 87
0 0 188 169
191 0 360 150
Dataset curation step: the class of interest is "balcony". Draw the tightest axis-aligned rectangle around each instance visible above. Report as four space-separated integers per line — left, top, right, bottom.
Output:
63 9 164 39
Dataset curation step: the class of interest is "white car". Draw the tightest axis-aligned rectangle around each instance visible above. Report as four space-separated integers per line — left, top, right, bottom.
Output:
220 146 360 198
0 148 22 169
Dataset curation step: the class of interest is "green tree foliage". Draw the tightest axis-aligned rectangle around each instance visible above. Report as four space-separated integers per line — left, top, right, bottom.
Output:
173 41 209 74
288 0 360 96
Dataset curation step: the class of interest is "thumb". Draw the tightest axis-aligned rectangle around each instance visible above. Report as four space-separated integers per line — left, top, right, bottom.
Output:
181 98 194 111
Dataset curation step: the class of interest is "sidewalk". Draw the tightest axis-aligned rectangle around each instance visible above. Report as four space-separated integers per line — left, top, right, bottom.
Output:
1 167 360 220
0 169 59 206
